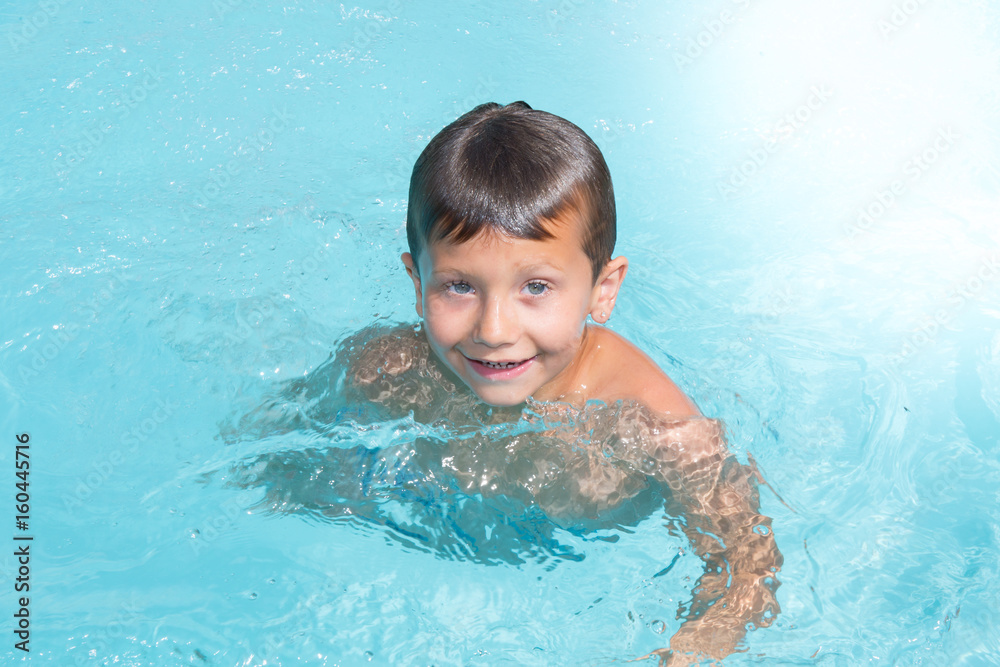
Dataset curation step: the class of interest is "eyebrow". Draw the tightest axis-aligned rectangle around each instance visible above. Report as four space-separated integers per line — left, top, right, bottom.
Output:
516 261 563 273
431 261 564 279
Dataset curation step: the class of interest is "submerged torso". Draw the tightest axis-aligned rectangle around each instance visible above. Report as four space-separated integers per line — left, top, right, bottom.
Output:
225 323 719 562
340 323 695 518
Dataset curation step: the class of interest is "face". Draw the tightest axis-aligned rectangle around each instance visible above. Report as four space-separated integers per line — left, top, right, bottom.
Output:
401 213 627 407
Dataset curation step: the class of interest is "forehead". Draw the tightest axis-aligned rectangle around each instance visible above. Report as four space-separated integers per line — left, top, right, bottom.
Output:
422 212 589 274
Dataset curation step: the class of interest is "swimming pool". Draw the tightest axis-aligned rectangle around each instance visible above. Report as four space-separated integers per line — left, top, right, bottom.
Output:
2 0 999 664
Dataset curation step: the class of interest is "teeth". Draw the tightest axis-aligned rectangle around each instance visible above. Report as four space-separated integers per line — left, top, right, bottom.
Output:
482 360 520 369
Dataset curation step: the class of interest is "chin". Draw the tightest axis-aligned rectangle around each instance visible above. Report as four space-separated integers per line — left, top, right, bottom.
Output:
471 388 529 408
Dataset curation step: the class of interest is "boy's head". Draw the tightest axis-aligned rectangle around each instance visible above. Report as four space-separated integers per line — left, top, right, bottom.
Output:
405 101 616 285
401 102 628 407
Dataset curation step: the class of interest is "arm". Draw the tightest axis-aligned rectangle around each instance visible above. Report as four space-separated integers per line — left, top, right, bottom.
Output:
637 416 782 666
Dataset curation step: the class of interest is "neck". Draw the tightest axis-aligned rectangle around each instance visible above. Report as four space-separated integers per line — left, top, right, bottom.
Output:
531 322 598 407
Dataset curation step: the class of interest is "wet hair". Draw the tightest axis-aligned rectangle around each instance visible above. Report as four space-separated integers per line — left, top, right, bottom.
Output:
405 101 616 284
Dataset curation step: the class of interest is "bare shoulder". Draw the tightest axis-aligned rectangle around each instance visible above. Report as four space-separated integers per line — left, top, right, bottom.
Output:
590 326 701 419
339 321 429 386
338 322 467 418
585 327 735 479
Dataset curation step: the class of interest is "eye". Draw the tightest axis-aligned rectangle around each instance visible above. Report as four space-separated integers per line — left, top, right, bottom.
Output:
444 280 474 295
525 281 549 296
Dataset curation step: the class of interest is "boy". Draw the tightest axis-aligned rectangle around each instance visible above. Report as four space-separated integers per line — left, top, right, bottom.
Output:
346 102 782 665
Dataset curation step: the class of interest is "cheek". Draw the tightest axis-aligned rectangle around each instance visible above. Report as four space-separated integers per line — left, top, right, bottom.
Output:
527 302 587 347
423 299 467 345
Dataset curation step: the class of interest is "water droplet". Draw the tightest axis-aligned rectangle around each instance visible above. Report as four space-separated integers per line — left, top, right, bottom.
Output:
364 651 374 661
650 620 666 634
248 592 258 600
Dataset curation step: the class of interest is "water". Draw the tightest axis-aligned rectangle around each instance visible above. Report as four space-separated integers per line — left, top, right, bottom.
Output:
2 0 999 665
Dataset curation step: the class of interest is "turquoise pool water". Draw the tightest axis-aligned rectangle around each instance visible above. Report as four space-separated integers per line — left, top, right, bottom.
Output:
2 0 999 665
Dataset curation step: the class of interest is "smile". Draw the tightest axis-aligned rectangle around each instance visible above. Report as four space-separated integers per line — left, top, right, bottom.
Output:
465 355 536 379
481 360 523 369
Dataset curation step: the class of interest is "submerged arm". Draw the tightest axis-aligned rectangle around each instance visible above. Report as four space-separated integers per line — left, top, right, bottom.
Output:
638 416 782 665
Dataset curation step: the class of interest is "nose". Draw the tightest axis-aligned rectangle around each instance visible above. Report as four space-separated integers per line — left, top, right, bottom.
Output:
472 294 519 348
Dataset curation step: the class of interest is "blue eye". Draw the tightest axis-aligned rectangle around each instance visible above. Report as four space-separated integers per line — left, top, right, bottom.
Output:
526 282 548 296
445 281 473 295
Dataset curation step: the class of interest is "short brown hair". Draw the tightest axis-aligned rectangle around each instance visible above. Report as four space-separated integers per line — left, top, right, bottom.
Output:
405 102 616 284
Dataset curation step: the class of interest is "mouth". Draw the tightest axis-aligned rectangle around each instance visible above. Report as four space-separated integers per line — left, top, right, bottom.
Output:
479 359 527 369
465 355 537 380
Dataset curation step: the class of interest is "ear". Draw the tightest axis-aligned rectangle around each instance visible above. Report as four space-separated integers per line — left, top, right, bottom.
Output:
401 252 424 318
589 255 628 324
